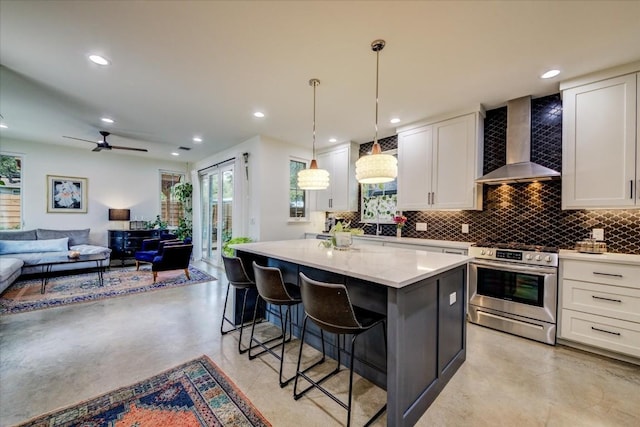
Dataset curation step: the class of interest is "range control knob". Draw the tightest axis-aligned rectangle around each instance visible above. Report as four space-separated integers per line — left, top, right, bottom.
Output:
488 250 494 256
545 255 552 262
535 255 542 261
525 254 533 260
480 250 486 255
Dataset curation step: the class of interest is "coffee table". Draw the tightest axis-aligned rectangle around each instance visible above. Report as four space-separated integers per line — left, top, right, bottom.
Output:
25 253 109 294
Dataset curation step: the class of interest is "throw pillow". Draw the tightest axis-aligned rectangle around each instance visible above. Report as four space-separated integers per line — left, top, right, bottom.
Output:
0 237 70 255
0 229 37 241
36 229 90 246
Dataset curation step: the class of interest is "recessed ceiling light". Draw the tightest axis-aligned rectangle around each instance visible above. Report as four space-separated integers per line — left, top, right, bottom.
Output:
171 152 180 156
88 54 110 66
101 117 114 124
390 118 401 124
253 112 265 118
193 137 202 143
541 69 560 79
329 138 337 143
0 123 7 129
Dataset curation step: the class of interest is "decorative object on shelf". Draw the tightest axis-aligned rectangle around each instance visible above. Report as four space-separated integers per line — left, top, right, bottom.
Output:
355 39 398 184
47 175 87 213
297 78 330 190
394 214 407 238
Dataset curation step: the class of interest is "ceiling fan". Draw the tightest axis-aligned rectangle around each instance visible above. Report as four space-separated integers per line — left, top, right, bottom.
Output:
63 131 148 152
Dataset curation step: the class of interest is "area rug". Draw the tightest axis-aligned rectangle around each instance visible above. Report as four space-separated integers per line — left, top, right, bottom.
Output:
0 266 216 315
16 355 271 427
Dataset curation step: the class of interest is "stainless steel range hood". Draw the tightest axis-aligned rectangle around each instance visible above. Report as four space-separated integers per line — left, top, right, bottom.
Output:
476 96 560 185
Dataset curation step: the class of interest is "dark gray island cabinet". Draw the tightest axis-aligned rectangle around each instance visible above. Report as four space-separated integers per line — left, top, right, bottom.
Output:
232 239 470 426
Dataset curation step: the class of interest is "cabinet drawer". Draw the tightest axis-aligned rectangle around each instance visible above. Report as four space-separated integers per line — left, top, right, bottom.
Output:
563 279 640 323
561 309 640 358
562 259 640 289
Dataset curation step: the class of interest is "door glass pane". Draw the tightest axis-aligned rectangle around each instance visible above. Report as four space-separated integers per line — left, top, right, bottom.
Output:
200 174 210 261
199 162 234 266
221 167 234 252
210 172 219 261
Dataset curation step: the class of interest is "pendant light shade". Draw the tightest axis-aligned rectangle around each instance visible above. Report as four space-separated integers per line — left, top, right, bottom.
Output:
297 78 330 190
355 39 398 184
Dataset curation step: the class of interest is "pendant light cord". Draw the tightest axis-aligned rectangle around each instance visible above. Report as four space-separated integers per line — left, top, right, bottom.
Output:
312 80 317 158
374 46 379 145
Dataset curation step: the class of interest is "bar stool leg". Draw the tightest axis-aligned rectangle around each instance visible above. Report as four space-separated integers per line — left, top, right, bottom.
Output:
220 282 232 335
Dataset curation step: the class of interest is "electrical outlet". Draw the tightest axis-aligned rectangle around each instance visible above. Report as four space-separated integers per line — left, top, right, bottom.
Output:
461 224 469 234
592 228 604 241
416 222 427 231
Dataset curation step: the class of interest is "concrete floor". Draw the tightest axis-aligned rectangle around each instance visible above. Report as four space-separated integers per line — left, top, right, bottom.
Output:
1 260 639 426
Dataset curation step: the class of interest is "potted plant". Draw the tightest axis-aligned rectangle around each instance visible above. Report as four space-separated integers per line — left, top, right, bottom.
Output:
222 237 252 257
172 181 193 240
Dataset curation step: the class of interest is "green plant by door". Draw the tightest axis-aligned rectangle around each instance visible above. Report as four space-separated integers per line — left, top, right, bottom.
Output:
172 181 193 240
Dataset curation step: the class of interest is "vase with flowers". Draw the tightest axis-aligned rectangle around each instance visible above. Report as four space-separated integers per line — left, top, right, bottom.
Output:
393 214 407 238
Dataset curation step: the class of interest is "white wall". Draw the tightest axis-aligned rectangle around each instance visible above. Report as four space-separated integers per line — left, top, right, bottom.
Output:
1 138 187 245
191 134 325 246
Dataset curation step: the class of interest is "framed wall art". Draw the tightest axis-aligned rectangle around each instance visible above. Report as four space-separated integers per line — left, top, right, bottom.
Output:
47 175 88 213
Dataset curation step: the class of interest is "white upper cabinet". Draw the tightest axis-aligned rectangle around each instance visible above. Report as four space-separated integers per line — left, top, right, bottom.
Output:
315 142 359 212
562 67 640 209
397 111 484 210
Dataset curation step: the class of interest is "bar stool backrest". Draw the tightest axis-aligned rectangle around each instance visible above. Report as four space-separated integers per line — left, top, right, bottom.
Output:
299 272 362 334
253 262 296 304
222 255 254 287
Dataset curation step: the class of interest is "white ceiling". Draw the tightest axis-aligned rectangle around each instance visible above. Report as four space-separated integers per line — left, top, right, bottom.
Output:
1 1 639 163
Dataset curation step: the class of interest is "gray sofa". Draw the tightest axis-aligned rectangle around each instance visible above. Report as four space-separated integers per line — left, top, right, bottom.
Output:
0 229 111 294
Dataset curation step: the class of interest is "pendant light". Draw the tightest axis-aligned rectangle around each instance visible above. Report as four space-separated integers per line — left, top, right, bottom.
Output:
297 78 330 190
355 39 398 184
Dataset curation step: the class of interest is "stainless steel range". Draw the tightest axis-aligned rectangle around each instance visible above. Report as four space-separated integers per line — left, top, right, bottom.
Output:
468 242 559 345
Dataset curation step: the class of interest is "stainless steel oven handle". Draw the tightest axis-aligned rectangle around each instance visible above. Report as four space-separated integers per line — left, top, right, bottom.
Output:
470 259 557 275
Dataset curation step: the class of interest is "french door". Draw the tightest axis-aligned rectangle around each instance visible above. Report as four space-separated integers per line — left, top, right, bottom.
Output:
200 162 234 265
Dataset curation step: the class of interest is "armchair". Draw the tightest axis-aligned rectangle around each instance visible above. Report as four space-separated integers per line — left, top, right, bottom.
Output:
134 238 181 270
151 244 193 282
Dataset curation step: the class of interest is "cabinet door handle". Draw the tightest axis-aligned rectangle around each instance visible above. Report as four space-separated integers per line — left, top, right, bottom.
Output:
593 271 623 278
630 180 634 199
591 295 622 303
591 326 621 336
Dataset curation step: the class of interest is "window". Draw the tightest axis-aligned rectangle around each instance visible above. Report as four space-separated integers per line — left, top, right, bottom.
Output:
289 159 307 219
361 149 398 224
0 154 22 230
160 171 185 227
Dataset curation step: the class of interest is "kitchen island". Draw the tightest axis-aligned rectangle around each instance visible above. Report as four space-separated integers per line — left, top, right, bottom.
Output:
232 239 470 426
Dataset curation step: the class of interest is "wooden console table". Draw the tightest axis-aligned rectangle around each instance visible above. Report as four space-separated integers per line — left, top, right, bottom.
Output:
108 229 161 266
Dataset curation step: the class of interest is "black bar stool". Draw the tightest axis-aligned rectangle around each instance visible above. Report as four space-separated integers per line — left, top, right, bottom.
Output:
294 272 387 427
249 262 309 387
220 254 257 354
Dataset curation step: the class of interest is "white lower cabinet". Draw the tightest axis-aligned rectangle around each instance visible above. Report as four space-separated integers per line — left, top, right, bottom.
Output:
559 258 640 359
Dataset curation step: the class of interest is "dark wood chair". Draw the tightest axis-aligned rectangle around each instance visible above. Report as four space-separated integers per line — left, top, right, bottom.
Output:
150 244 193 282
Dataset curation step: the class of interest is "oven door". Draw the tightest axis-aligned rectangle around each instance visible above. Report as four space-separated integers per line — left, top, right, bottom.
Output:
469 260 557 324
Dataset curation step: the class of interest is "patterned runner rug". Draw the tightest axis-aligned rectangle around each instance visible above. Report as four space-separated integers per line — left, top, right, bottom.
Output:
16 355 271 427
0 265 216 315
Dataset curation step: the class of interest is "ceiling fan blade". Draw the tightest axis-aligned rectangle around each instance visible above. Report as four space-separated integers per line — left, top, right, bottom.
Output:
63 135 99 144
111 145 148 152
92 146 103 152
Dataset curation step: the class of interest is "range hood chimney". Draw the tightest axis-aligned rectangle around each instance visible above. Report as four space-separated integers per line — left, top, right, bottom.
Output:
476 96 560 185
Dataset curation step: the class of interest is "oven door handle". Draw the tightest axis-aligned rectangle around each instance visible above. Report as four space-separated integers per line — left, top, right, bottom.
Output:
470 259 558 276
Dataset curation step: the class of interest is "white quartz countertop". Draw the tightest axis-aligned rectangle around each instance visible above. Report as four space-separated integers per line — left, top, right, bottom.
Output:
559 250 640 265
231 239 471 288
306 233 472 250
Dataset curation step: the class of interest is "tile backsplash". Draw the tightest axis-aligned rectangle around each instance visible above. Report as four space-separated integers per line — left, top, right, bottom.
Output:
332 94 640 254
